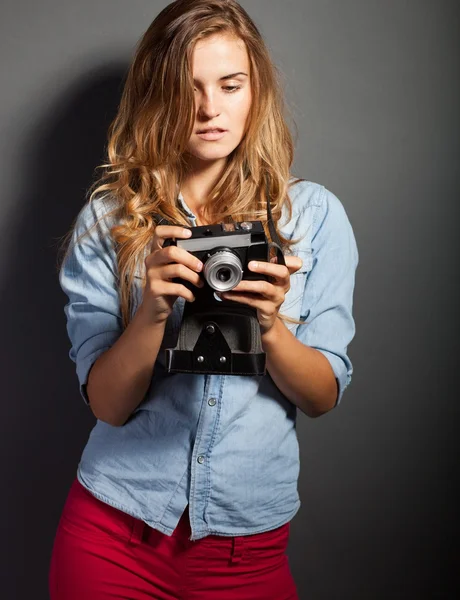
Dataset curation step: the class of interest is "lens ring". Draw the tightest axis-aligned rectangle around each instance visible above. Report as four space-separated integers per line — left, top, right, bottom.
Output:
203 251 243 291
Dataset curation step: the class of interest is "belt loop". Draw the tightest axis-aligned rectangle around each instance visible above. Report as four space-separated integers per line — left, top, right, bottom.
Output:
230 535 245 564
129 517 147 546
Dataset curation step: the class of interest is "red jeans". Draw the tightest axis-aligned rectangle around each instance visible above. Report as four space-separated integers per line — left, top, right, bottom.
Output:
49 477 299 599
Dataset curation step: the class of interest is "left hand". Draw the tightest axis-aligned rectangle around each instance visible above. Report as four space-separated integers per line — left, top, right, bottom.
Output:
219 255 303 335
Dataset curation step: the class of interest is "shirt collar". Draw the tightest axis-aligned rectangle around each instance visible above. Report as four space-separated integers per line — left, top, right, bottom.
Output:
177 190 196 220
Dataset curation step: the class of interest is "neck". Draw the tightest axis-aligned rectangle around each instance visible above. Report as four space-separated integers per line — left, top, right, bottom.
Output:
180 156 227 218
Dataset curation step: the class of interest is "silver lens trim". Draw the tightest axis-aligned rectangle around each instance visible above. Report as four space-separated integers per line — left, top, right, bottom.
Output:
203 251 243 292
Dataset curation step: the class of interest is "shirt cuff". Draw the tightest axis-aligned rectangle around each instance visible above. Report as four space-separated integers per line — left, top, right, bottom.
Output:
315 349 351 406
75 346 113 405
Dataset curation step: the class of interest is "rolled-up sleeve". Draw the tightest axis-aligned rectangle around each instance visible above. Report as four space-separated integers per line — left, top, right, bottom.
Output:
59 199 122 405
296 187 359 405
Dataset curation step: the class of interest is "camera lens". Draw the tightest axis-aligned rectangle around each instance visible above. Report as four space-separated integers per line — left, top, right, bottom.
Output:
203 250 243 292
217 268 231 282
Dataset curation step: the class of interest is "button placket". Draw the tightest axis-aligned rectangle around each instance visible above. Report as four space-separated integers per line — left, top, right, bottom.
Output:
189 376 223 537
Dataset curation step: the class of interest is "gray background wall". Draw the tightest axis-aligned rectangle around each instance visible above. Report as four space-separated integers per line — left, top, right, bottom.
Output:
1 1 458 598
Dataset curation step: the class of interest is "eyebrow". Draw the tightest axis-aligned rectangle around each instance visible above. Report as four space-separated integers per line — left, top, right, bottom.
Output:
219 72 248 80
193 72 248 83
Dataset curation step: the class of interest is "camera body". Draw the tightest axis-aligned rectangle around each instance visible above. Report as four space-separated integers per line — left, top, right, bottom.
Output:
162 220 271 376
163 220 269 292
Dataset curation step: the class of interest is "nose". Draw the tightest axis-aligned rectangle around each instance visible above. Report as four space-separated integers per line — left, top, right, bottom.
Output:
197 90 221 121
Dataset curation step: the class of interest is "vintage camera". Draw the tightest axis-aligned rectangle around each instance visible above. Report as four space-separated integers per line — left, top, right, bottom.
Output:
163 220 277 376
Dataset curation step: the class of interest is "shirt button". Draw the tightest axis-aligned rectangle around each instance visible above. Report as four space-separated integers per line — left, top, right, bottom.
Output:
208 398 217 406
197 455 205 464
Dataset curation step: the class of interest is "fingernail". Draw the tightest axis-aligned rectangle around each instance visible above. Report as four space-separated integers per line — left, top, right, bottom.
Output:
249 261 258 269
183 229 192 236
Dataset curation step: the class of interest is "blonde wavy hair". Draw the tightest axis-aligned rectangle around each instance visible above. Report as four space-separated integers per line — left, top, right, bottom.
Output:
59 0 305 329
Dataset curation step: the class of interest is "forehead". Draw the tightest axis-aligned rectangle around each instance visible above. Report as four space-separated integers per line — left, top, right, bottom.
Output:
192 33 249 78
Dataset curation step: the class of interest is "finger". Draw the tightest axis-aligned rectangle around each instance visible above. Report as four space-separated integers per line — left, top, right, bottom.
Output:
161 263 204 288
149 244 203 273
220 291 275 313
151 225 192 250
229 278 282 303
284 255 304 275
154 281 196 303
247 260 291 285
268 256 303 276
169 283 196 303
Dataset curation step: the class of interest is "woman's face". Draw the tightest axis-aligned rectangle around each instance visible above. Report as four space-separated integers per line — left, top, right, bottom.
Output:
185 33 252 165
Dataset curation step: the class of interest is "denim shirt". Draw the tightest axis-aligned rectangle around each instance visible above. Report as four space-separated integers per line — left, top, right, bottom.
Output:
59 179 358 541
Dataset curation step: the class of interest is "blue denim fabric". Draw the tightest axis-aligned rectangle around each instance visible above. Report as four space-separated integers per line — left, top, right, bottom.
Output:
59 179 358 540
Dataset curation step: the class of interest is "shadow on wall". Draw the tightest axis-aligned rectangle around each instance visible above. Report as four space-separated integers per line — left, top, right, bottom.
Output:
0 63 128 600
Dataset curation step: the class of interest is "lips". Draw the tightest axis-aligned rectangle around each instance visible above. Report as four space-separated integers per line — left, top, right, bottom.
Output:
196 128 228 141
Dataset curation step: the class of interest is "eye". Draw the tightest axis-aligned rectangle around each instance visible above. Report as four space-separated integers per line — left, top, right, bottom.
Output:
223 85 241 93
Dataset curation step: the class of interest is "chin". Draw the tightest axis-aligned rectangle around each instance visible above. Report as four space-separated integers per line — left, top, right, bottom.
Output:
188 147 235 163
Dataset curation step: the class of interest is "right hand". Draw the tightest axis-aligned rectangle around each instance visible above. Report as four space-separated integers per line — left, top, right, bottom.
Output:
139 225 204 324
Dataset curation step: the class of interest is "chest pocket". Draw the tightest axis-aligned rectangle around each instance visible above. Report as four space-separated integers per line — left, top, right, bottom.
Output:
280 247 313 324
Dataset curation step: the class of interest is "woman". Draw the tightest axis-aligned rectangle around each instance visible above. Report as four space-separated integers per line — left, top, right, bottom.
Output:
49 0 358 598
